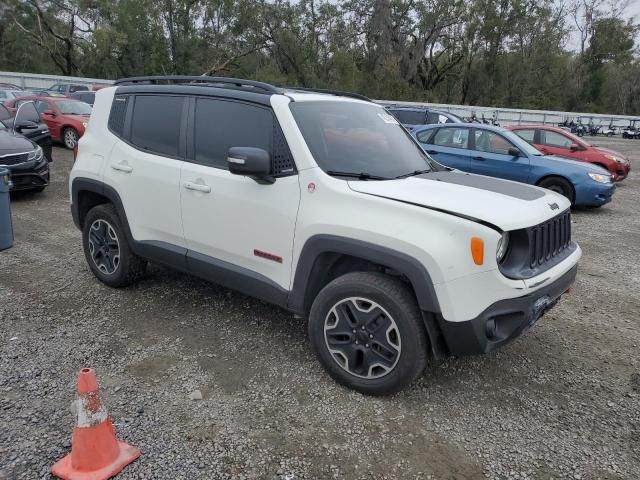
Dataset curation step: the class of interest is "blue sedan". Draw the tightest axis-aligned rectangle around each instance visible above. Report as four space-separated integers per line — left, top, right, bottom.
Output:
412 123 616 207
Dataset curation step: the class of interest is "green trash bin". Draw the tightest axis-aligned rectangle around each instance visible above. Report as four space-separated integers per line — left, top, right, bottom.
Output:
0 167 13 251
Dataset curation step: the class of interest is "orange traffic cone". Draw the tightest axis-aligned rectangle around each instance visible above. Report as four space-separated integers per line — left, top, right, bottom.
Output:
50 368 140 480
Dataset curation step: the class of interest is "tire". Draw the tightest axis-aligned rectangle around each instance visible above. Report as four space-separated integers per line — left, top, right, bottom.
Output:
537 176 574 204
62 127 79 149
82 204 146 287
308 272 428 395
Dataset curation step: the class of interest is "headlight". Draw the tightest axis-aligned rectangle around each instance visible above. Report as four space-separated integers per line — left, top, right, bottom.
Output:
588 172 613 184
604 154 628 165
27 144 43 162
496 232 510 263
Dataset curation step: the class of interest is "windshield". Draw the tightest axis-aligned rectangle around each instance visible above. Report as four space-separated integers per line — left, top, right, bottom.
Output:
54 100 92 115
499 129 546 156
290 101 436 179
389 109 426 125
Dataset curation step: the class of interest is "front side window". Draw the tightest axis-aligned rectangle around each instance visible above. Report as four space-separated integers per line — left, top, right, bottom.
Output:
431 127 469 149
474 130 514 155
513 129 536 143
542 130 573 149
290 101 436 178
130 95 184 157
194 98 274 169
35 100 49 113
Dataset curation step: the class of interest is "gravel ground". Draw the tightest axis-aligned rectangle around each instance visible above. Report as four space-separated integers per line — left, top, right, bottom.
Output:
1 138 639 480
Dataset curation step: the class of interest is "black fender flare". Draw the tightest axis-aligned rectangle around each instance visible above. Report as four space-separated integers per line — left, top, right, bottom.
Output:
288 234 441 314
71 177 134 244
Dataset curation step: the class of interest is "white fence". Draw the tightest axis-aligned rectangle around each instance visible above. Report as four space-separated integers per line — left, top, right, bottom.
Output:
3 70 639 128
377 100 640 128
0 71 113 90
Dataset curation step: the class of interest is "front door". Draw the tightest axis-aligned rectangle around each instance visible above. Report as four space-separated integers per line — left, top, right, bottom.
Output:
180 97 300 292
416 126 472 171
468 129 531 182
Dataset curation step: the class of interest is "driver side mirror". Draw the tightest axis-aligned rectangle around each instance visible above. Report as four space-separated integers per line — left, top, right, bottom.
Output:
569 143 580 151
15 120 39 133
507 147 522 157
227 147 274 185
43 109 55 117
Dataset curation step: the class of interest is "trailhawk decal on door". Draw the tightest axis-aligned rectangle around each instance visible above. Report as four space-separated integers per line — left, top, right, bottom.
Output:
254 249 283 263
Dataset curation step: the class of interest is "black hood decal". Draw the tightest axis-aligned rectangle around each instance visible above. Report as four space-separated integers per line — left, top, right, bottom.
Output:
416 171 545 201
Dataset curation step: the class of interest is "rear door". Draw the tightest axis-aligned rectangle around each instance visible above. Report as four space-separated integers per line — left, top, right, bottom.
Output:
180 97 300 292
415 126 472 171
104 94 186 251
468 129 531 182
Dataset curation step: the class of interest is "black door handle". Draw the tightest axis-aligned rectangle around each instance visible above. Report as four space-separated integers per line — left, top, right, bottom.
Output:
426 150 438 154
473 156 486 161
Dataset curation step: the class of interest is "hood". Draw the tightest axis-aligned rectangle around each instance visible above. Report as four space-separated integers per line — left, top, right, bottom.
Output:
541 154 611 174
592 145 627 161
348 171 570 231
0 129 36 156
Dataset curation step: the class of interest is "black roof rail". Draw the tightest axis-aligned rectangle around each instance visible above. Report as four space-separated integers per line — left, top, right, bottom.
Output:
283 86 371 102
113 75 280 94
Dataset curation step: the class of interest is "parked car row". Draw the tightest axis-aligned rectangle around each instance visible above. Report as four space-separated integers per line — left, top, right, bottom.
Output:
387 106 630 208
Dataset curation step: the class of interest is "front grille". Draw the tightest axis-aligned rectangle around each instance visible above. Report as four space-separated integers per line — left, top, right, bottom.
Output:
528 210 571 268
0 153 29 166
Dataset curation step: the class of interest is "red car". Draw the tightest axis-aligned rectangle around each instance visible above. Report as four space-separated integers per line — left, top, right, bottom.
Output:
4 96 91 149
508 125 631 182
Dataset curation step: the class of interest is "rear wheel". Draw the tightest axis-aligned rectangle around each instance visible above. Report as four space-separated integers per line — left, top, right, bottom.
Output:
308 272 428 395
537 176 574 204
62 127 79 149
82 204 146 287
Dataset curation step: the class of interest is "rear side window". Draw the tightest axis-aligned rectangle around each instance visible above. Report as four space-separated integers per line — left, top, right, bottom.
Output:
193 98 294 175
130 95 185 157
432 127 469 149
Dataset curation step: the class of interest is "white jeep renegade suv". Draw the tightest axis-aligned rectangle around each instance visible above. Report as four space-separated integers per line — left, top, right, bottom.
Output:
70 76 581 395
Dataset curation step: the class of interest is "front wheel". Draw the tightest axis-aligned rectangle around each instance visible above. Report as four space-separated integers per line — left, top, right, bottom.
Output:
537 176 574 204
62 127 79 149
308 272 428 395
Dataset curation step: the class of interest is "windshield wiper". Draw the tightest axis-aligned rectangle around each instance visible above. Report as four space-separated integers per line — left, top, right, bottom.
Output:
326 171 389 180
394 169 431 179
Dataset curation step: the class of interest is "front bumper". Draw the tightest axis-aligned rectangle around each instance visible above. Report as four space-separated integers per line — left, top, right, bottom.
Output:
613 163 630 182
6 158 49 191
433 265 577 356
574 181 615 207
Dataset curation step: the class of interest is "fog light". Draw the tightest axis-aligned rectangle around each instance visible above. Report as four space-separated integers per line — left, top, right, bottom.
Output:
486 318 497 338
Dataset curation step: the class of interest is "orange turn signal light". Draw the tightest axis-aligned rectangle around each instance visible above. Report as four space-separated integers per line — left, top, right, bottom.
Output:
470 237 484 265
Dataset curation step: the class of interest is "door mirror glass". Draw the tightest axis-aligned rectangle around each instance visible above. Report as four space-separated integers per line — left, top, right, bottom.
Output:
507 147 522 157
227 147 274 184
570 143 580 151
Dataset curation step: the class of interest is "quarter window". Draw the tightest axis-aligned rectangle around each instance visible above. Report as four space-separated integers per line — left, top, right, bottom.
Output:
431 127 469 149
542 131 573 149
130 95 185 157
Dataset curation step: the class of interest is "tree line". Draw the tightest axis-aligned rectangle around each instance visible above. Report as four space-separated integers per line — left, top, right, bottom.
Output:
1 0 638 114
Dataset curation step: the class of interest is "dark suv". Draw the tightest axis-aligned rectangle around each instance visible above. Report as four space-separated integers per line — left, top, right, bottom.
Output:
0 119 49 192
0 103 53 162
386 106 462 131
47 83 89 96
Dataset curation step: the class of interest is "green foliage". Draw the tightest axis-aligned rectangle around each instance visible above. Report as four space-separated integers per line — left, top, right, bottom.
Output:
1 0 638 114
